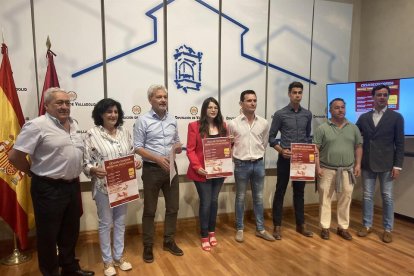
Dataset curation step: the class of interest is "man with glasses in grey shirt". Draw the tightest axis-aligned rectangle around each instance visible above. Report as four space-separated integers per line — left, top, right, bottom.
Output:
269 81 313 240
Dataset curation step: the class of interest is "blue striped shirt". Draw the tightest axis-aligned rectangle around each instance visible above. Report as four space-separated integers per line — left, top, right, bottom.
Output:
133 109 180 161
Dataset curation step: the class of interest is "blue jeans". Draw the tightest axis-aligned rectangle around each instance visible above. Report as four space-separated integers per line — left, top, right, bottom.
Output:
95 190 127 263
362 169 394 231
234 158 265 231
194 178 224 238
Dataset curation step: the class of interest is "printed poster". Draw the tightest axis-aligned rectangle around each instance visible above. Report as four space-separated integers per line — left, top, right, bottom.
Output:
104 155 139 208
202 137 233 179
290 143 316 181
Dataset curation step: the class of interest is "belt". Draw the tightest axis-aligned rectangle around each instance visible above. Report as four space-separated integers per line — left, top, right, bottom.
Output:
143 161 161 168
31 172 79 184
234 157 263 163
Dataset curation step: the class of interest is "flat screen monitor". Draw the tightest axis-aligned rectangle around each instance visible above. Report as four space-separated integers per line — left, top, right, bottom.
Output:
326 78 414 136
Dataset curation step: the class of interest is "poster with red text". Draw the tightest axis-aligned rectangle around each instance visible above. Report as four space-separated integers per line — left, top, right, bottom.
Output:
202 137 233 179
290 143 316 181
104 155 139 208
355 79 400 113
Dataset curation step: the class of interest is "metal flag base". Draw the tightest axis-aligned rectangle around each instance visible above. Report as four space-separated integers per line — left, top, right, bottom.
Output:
1 234 32 266
1 248 32 266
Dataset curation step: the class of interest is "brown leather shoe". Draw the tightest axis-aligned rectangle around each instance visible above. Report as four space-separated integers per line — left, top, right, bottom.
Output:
382 230 392 243
273 226 282 240
357 227 372 237
296 224 313 237
320 228 330 240
337 228 352 240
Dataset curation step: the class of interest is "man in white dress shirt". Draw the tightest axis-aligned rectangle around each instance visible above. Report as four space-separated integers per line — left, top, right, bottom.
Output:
229 90 275 243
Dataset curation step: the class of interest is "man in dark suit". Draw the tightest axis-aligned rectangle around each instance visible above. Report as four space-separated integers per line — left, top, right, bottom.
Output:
356 84 404 243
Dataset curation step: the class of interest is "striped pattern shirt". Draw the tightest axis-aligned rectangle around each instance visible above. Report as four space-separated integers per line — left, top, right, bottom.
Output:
83 125 135 196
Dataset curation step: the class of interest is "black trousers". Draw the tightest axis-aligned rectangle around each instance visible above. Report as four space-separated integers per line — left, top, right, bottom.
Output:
31 175 81 276
141 162 179 247
272 156 306 226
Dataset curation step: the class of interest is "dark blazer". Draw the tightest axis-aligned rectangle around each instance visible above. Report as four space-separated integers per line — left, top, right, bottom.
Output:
356 109 404 172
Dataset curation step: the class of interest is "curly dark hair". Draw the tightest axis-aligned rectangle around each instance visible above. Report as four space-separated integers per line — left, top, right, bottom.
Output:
92 98 124 127
199 97 227 137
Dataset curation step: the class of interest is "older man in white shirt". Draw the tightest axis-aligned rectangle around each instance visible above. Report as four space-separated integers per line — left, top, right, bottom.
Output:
9 88 94 276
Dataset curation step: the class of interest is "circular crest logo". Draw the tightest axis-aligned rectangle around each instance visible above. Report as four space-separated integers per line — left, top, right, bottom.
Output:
190 106 198 115
132 105 141 115
67 91 77 101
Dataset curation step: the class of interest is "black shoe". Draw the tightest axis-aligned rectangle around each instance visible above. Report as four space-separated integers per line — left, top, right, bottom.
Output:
61 269 95 276
321 228 330 240
337 228 352 240
163 241 184 256
296 224 313 237
143 246 154 263
273 226 282 240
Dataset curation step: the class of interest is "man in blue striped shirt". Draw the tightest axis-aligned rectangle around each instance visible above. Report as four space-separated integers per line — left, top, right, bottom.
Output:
134 84 183 263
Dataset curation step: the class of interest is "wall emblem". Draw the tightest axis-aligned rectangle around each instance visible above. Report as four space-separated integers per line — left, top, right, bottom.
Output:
173 45 203 93
132 105 141 115
190 106 198 115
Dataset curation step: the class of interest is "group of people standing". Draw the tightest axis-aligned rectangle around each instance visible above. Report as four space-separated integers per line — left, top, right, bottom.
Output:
8 81 404 276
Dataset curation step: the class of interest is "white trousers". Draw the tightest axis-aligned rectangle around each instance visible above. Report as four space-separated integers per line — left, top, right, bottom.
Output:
318 168 354 229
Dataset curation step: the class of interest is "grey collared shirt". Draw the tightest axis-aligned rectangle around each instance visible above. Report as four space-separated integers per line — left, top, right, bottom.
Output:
13 113 84 180
269 104 312 149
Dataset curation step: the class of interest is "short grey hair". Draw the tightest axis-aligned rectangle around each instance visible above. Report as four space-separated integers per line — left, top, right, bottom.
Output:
147 84 167 100
44 87 67 104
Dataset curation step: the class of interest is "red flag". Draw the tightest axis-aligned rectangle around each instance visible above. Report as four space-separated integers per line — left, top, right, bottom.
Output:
0 43 35 250
38 50 60 116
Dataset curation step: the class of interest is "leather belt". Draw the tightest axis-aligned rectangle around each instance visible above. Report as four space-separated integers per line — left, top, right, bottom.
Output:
234 157 263 163
31 171 79 184
143 161 161 168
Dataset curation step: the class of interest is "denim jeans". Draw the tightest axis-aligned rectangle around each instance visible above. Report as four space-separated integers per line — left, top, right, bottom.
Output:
194 178 224 238
234 158 265 231
362 169 394 231
94 190 127 263
273 156 305 226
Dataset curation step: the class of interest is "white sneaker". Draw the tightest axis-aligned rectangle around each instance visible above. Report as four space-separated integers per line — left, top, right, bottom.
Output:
235 230 244 243
104 262 116 276
114 257 132 271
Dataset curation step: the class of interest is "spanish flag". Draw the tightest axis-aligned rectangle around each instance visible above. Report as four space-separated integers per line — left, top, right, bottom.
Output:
0 43 34 250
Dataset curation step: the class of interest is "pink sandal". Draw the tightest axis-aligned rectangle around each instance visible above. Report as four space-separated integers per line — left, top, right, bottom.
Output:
201 237 211 251
208 232 218 247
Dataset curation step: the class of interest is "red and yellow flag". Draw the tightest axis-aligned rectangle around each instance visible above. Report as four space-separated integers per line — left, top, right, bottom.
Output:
0 43 34 250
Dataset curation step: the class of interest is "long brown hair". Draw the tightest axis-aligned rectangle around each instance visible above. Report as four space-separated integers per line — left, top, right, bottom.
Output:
199 97 226 137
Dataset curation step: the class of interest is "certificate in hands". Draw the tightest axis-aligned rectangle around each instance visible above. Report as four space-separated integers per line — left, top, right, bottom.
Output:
290 143 316 181
104 155 140 208
202 137 233 179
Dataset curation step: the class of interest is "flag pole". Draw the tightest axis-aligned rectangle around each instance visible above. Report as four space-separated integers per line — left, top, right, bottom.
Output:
1 233 32 265
46 35 51 50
